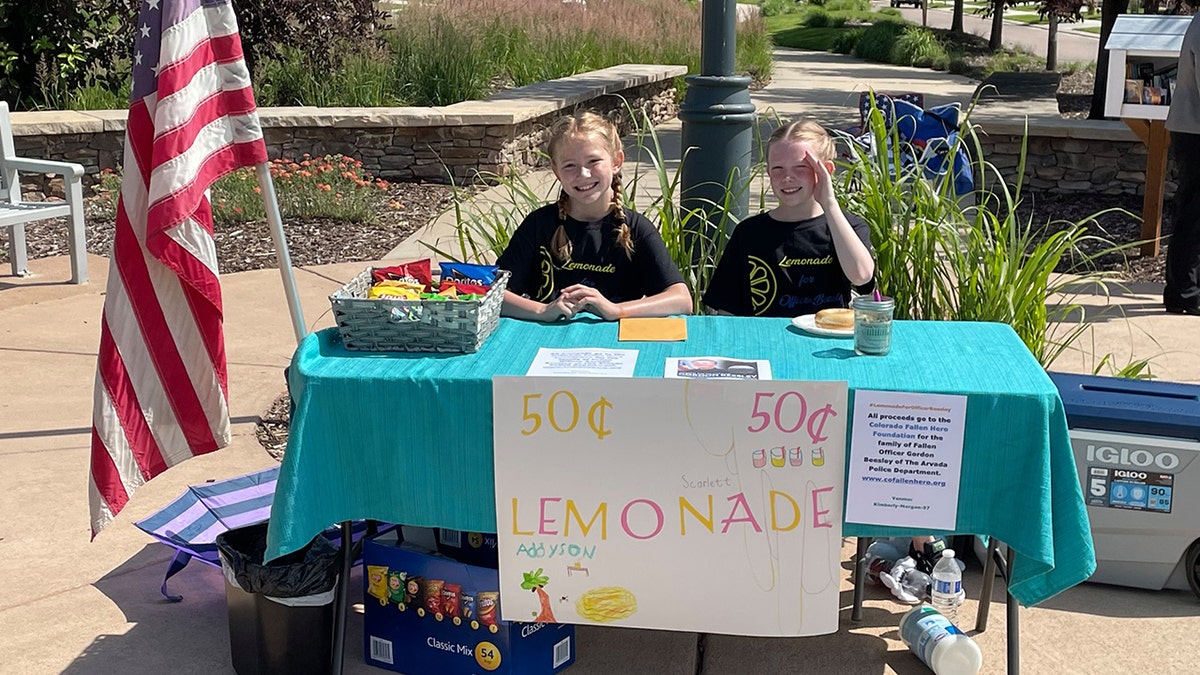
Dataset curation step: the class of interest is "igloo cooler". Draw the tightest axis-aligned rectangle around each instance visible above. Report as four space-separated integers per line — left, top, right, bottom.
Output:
1050 372 1200 596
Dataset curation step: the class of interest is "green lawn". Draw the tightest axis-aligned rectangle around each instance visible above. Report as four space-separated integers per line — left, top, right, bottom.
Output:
765 14 861 52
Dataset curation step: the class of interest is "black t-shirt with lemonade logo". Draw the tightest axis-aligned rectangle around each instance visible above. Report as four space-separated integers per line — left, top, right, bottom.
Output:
496 204 684 304
702 211 874 317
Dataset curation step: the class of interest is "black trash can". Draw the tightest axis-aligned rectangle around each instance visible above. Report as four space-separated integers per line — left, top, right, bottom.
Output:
216 522 340 675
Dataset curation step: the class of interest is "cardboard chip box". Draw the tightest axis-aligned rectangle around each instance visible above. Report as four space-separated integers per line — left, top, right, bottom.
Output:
363 532 575 675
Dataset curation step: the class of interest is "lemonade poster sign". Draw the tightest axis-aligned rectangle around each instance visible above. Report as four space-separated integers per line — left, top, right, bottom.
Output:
492 377 848 636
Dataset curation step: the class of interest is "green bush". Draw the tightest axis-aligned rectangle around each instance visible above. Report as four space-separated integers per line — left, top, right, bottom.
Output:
759 0 798 16
804 7 833 26
92 156 394 225
892 27 949 69
832 28 865 54
825 0 869 11
232 0 382 80
877 7 903 17
851 20 906 62
0 0 136 108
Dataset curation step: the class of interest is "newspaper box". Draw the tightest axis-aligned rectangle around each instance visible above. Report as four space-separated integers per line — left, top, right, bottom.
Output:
1050 372 1200 597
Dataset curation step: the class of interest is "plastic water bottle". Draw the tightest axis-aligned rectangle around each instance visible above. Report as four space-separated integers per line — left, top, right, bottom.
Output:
930 549 963 623
900 605 983 675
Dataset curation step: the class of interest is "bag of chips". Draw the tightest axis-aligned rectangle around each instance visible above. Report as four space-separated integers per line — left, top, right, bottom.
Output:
437 279 490 296
372 259 434 291
439 262 497 287
368 282 424 300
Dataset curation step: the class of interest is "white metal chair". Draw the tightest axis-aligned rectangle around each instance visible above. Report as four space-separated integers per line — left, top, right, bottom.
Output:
1 101 88 284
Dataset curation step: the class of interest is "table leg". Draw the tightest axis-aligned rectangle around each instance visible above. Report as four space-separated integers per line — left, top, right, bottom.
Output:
976 537 999 632
1006 545 1020 675
331 520 353 675
852 537 870 622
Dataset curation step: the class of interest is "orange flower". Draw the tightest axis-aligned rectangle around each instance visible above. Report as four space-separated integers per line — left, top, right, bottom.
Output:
253 186 262 194
233 206 243 214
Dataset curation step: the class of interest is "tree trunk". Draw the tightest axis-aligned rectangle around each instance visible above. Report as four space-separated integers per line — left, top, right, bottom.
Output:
989 0 1004 51
1047 14 1059 71
1089 0 1129 119
952 0 965 33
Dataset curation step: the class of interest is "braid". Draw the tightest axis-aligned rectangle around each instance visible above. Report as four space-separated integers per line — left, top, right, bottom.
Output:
611 173 634 259
551 189 572 264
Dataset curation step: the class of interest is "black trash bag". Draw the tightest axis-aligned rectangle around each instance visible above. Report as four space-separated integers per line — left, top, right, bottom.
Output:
216 522 339 599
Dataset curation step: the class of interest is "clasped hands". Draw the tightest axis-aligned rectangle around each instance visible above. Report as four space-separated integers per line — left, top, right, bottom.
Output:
540 284 621 322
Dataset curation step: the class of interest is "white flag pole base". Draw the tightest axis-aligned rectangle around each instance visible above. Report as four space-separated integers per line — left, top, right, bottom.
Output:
254 162 308 345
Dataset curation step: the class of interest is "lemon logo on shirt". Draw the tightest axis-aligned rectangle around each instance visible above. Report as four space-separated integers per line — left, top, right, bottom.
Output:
747 255 777 316
535 248 556 302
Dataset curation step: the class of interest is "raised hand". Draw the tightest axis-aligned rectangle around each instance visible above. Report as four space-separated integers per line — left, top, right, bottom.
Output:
802 146 837 210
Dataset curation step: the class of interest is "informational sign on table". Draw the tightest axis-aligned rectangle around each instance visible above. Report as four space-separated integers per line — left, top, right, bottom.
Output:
492 377 848 636
664 356 773 380
525 348 639 377
845 390 967 531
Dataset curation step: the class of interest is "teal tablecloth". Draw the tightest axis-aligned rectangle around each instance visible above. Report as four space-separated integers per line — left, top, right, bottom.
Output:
265 317 1095 606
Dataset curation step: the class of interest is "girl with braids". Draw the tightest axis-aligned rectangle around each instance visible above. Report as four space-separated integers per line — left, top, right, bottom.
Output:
496 111 693 322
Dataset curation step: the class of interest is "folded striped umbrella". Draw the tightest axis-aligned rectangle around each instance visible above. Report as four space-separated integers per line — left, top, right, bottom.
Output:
136 467 379 601
135 467 280 601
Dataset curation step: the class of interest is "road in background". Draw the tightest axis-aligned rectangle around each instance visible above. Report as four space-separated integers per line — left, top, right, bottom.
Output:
878 2 1104 63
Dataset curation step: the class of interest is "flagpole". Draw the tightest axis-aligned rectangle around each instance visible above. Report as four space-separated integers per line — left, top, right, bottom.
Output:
254 163 307 345
255 160 351 671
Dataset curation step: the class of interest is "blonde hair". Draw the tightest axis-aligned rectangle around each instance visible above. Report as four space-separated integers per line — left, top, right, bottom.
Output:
767 119 836 164
546 111 633 264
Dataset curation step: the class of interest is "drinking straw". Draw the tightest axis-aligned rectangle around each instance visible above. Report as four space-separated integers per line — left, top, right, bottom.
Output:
872 288 882 302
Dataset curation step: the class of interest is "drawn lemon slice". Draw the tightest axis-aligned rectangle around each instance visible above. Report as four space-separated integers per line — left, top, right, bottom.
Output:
417 608 425 617
535 248 556 302
747 255 777 316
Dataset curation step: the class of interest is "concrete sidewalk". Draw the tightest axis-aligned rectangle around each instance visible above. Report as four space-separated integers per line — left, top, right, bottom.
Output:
3 49 1199 675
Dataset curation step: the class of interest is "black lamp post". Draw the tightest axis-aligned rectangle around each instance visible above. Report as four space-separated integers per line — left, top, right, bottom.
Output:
679 0 756 248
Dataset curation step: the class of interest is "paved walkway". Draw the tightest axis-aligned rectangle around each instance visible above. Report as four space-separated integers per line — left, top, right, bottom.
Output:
2 43 1199 675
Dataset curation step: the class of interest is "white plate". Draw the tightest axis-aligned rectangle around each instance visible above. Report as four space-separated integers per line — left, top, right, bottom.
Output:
791 314 853 338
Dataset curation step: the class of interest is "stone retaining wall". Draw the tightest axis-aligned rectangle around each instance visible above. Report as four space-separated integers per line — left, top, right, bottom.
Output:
11 69 1175 200
976 118 1176 198
9 64 685 199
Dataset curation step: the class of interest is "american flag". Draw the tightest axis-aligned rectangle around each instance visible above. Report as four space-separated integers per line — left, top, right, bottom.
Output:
89 0 268 537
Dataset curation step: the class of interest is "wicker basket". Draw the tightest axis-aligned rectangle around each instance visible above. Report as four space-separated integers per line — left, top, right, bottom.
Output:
329 268 509 353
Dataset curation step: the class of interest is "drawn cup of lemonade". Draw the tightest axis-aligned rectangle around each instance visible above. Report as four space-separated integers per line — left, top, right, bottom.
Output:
788 446 803 466
811 447 825 467
770 446 785 468
752 449 766 468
